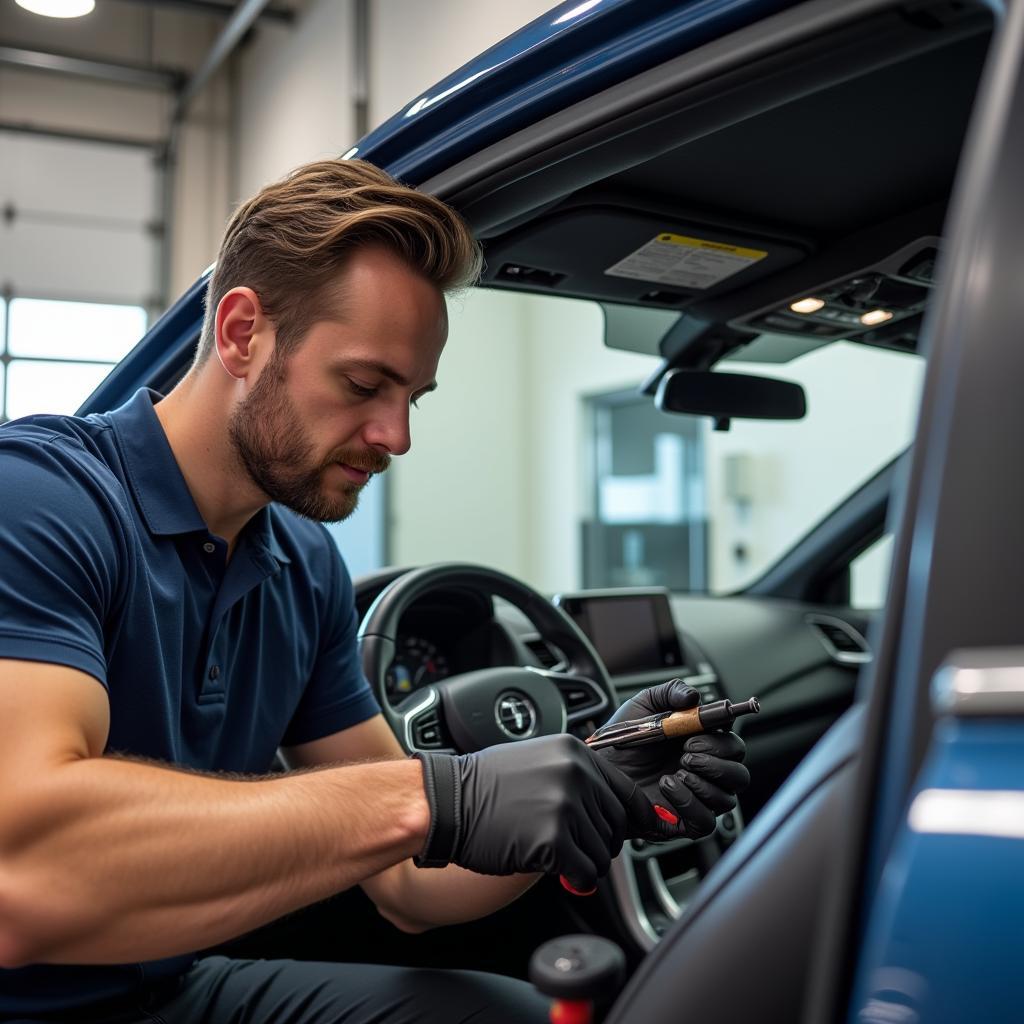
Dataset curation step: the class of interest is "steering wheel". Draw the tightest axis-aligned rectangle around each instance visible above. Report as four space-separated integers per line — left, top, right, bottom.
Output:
356 562 617 754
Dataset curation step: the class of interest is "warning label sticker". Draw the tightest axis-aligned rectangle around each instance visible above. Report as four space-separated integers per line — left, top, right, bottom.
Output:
605 233 768 290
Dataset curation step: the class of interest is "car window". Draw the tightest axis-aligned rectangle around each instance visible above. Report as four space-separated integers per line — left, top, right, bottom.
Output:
850 533 896 611
384 287 925 596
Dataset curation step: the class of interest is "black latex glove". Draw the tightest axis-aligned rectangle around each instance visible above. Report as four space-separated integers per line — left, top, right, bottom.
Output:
593 679 750 842
414 734 629 893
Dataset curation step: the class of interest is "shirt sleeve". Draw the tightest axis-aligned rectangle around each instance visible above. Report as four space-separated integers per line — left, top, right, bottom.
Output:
0 432 126 687
281 528 382 746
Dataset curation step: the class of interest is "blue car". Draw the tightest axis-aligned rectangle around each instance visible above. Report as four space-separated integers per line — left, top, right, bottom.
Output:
40 0 1024 1020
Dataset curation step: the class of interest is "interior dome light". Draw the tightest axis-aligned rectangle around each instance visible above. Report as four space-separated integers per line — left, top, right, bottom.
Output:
789 297 825 314
860 308 894 326
15 0 95 17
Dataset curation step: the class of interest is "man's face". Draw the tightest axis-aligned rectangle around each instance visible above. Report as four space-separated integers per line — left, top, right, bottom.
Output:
228 248 447 522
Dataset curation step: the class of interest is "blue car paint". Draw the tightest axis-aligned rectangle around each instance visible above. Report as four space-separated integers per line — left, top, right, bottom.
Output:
850 718 1024 1023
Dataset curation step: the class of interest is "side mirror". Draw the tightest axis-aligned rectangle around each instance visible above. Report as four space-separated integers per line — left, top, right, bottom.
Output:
655 369 806 427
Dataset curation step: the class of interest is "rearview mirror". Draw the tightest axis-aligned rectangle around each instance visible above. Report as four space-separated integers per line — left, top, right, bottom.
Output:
655 369 806 425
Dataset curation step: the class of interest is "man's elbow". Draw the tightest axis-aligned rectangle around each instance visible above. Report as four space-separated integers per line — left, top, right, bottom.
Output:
0 871 41 968
0 930 34 970
374 903 433 935
0 854 85 968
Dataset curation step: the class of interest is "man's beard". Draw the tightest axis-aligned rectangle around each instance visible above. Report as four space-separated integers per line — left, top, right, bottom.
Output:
228 359 390 523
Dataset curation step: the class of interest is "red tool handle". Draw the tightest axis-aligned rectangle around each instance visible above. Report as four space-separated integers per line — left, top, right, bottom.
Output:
550 998 592 1024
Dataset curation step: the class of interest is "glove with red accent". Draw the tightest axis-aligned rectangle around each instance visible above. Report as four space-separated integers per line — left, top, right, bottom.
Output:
592 678 750 842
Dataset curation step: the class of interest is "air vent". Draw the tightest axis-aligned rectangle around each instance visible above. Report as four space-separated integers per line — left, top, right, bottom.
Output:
524 636 565 671
807 615 871 666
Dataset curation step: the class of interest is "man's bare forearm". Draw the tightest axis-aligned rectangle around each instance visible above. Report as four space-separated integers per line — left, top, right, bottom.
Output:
0 755 429 966
370 860 542 933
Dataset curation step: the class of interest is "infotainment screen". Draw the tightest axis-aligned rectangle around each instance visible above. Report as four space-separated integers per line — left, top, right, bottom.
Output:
554 589 684 678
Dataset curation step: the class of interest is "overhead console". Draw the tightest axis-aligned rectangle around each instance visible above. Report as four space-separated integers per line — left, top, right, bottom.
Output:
732 236 940 351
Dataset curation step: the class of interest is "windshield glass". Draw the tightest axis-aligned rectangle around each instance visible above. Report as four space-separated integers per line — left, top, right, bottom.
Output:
340 287 925 600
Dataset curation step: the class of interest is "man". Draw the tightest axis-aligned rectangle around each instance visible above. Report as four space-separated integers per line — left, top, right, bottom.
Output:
0 159 748 1022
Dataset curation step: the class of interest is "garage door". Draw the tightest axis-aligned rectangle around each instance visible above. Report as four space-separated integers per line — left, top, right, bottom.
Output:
0 129 158 421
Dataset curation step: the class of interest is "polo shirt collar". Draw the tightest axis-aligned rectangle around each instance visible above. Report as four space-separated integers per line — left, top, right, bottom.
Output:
247 506 293 565
110 388 207 537
109 388 291 566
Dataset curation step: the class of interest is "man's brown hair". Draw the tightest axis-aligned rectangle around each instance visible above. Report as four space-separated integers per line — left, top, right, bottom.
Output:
193 158 482 366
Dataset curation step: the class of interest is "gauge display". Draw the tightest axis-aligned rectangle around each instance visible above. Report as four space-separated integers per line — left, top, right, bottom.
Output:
386 636 450 701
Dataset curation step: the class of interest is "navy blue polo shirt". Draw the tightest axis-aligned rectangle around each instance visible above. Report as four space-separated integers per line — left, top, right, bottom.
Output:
0 388 381 1016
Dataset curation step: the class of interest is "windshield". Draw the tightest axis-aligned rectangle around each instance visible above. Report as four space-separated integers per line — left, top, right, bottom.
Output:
331 287 924 602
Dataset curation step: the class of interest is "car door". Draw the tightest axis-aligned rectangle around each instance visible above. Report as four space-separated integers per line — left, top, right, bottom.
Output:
805 1 1024 1019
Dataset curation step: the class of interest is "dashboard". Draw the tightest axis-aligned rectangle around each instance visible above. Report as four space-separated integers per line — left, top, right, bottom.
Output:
373 580 872 821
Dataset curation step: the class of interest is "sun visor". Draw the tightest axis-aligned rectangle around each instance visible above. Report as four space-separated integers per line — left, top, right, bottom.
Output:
481 207 808 309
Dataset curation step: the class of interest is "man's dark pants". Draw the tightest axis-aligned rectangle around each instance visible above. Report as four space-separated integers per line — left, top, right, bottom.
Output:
7 956 551 1023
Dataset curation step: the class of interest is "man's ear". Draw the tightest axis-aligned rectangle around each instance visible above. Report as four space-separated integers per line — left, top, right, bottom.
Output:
215 287 273 380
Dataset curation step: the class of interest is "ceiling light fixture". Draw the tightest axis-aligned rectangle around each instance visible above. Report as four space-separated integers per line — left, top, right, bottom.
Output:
789 297 825 314
860 308 894 326
15 0 94 17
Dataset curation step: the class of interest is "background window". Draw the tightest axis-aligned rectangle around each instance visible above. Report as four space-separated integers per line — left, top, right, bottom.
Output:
1 298 146 422
585 389 706 591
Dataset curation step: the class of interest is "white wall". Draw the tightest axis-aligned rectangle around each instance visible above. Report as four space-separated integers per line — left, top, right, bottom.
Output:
233 0 356 200
389 290 662 591
389 289 533 575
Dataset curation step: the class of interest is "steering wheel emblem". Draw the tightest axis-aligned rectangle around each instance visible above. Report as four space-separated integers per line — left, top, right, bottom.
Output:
495 691 538 739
